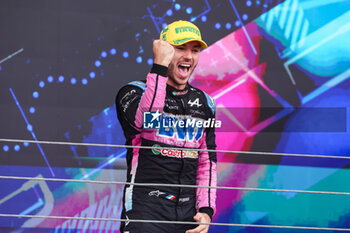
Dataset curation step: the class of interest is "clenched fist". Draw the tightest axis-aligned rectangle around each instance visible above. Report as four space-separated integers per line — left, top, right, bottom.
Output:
153 39 175 67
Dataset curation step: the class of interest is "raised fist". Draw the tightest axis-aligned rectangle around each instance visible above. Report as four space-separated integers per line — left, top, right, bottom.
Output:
153 39 175 67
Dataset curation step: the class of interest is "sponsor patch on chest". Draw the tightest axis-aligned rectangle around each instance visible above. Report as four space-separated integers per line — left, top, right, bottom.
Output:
152 144 198 159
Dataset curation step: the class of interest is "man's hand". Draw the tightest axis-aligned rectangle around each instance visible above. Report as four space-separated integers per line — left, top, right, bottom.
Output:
186 212 211 233
153 39 175 67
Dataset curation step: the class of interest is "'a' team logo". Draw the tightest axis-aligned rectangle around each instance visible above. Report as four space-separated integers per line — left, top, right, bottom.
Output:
188 98 202 107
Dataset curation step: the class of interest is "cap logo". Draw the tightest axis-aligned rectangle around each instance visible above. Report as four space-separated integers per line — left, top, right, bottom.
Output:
161 27 169 40
175 26 200 36
173 38 194 45
159 20 208 48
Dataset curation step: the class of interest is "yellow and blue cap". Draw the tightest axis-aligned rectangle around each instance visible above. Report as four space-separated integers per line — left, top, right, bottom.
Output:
160 20 208 49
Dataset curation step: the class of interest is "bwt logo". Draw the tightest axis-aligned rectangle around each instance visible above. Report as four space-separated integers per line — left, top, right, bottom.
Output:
144 111 221 141
143 110 162 129
143 111 204 142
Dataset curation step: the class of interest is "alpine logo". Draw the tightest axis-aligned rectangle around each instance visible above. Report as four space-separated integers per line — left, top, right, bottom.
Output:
188 98 202 107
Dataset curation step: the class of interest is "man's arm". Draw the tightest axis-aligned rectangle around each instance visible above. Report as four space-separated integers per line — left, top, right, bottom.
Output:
132 64 169 129
116 40 174 131
196 125 217 218
189 97 217 233
115 64 168 132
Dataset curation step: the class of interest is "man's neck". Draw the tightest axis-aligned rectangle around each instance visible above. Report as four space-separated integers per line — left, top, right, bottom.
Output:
166 80 187 90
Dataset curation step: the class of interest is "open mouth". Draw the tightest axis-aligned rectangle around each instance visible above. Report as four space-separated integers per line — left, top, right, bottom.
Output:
177 63 191 78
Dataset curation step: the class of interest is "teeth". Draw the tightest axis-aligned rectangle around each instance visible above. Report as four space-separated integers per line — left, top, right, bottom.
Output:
179 64 190 67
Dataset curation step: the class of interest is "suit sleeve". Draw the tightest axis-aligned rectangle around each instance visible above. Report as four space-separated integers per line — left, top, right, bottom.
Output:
116 64 168 133
196 97 217 220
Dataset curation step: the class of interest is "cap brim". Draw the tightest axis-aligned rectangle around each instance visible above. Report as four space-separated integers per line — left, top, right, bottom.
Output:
170 39 208 49
198 40 208 49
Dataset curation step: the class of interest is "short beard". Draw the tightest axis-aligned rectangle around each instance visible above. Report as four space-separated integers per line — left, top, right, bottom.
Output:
167 62 180 86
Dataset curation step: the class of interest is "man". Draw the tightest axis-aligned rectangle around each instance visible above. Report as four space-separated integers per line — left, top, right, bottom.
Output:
116 20 217 233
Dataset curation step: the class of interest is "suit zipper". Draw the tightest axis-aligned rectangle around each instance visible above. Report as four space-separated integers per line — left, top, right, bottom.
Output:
176 99 186 195
178 98 187 199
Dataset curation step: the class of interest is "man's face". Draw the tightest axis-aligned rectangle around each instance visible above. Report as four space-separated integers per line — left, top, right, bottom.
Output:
167 41 201 89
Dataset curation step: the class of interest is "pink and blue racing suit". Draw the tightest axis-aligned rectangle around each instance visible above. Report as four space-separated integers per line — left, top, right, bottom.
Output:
116 64 217 232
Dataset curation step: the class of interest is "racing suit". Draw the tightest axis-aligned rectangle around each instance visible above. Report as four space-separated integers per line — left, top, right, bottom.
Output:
116 64 217 233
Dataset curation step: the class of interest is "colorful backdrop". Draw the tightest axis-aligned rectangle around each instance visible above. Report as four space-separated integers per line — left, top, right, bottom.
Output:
0 0 349 232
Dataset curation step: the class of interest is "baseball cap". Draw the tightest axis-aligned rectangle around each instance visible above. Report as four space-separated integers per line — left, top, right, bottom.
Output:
160 20 208 49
